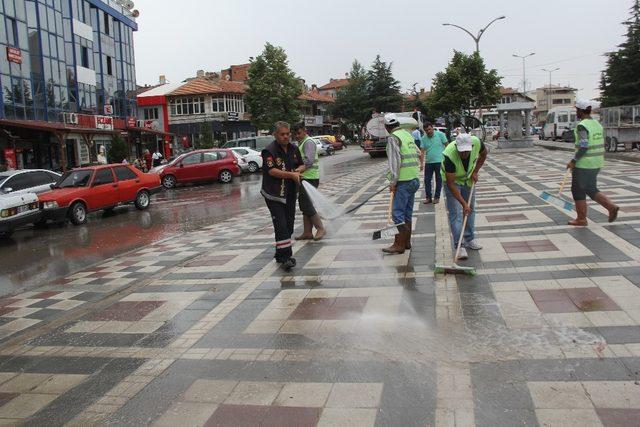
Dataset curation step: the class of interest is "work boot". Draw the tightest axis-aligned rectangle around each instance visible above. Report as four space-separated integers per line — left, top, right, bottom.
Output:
280 258 297 271
295 216 314 240
593 192 620 223
433 198 440 204
382 226 407 255
568 200 588 226
310 214 326 241
405 220 412 250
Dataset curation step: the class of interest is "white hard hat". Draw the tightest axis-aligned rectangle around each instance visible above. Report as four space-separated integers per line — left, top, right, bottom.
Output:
455 134 473 152
575 100 592 110
384 113 399 126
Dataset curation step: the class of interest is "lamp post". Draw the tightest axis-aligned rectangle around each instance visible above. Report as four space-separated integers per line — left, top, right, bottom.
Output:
542 67 560 119
442 16 506 54
513 52 535 93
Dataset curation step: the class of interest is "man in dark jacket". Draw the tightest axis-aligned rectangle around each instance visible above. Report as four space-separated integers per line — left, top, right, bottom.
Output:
261 122 305 271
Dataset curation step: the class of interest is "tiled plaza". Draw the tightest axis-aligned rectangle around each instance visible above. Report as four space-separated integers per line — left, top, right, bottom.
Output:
0 147 639 426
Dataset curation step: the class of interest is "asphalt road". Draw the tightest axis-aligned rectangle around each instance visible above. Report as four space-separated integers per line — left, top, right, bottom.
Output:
0 147 373 297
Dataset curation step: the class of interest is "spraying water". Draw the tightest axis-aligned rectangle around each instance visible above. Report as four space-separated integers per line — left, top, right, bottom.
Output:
302 181 346 220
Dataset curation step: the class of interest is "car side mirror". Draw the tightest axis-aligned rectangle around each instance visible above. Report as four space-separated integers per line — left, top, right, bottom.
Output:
179 163 184 168
4 187 12 193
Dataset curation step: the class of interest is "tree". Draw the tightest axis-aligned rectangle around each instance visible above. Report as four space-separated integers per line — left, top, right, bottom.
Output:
108 134 129 163
330 60 371 127
426 51 502 129
246 43 303 130
600 0 640 107
408 83 428 115
197 122 216 148
367 55 403 113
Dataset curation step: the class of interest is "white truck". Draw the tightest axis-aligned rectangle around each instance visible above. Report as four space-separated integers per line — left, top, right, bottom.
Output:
362 112 421 158
541 107 576 141
600 104 640 152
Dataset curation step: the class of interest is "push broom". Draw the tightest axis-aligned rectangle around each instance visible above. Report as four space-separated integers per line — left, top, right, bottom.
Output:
539 169 574 211
372 192 405 241
434 183 477 276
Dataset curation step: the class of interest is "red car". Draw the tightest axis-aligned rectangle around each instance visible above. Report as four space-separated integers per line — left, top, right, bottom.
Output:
154 149 241 189
38 164 162 225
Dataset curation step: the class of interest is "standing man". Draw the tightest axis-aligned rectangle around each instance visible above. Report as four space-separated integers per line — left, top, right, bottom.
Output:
567 100 619 226
383 114 421 255
261 122 305 271
152 149 163 167
442 134 488 260
143 149 152 172
420 122 448 204
292 122 326 241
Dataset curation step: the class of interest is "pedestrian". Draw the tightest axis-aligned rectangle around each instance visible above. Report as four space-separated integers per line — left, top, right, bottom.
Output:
143 149 152 171
420 122 449 204
292 122 326 241
261 121 305 271
567 100 619 226
152 149 163 167
382 113 421 255
442 133 488 260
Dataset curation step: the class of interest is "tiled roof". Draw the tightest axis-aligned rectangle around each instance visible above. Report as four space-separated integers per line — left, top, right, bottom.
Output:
318 78 349 90
299 89 334 103
169 78 247 96
138 82 185 97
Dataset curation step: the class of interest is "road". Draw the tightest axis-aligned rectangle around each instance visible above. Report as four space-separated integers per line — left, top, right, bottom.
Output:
0 147 370 297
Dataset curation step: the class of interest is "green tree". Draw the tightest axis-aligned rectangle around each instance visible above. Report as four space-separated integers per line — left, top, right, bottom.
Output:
426 51 502 129
600 0 640 107
246 43 303 130
197 122 216 148
330 60 371 127
108 134 130 163
367 55 403 113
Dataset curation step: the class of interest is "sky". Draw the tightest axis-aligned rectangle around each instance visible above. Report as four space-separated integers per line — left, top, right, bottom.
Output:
132 0 632 100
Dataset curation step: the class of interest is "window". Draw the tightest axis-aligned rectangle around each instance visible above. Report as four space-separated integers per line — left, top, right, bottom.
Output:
212 98 224 112
93 168 114 185
181 153 201 165
224 94 244 113
547 113 555 123
143 108 159 120
81 46 89 68
106 56 113 76
7 18 19 47
203 152 219 163
4 174 34 192
218 151 228 159
558 114 569 123
114 166 137 181
103 12 109 35
234 149 248 155
170 97 205 116
31 171 56 186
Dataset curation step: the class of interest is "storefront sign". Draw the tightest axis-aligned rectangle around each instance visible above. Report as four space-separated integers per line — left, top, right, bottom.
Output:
3 149 17 170
95 115 114 130
227 112 239 121
127 117 137 128
104 105 113 115
6 47 22 64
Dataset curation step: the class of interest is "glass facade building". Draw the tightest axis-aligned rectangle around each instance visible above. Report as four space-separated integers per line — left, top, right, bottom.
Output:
0 0 138 122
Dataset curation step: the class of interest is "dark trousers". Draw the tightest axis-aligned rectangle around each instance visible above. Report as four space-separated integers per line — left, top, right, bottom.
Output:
424 163 442 199
266 193 297 263
298 179 319 217
571 168 600 201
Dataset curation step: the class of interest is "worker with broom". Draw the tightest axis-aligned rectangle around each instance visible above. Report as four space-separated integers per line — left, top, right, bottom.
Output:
292 122 326 241
567 100 619 226
442 133 488 260
382 114 421 255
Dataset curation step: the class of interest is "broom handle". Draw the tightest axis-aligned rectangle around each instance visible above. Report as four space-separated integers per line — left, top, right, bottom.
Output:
557 169 571 197
387 192 394 224
453 183 476 263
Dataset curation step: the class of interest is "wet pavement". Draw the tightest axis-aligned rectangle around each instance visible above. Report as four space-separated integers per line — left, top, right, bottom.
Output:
0 145 639 426
0 149 366 298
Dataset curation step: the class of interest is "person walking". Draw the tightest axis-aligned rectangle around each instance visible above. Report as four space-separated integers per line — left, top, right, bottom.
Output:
292 122 326 241
442 133 488 260
152 149 164 167
420 122 448 204
143 149 152 172
567 100 619 226
382 114 421 255
261 122 305 271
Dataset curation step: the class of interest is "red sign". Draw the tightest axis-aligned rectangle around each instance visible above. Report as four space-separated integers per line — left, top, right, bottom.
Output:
95 116 114 130
3 149 17 170
127 117 137 128
6 47 22 64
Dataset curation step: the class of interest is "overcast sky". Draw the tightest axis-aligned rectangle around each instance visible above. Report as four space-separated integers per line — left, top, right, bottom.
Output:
132 0 631 100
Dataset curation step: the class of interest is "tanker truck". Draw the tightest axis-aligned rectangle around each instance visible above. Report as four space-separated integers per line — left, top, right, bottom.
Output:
362 112 422 158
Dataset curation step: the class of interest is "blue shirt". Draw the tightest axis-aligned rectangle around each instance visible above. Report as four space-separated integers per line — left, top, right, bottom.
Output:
420 131 448 164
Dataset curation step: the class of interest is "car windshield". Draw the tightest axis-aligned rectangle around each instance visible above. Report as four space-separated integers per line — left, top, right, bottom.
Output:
0 174 8 187
56 170 93 188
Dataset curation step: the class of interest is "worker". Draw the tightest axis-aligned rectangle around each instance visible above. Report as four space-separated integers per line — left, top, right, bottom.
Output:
382 113 421 255
567 100 619 226
420 122 449 204
442 133 488 260
261 122 305 271
292 122 326 241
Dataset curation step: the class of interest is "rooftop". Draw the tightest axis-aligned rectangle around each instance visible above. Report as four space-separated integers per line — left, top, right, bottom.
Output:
299 88 334 103
168 78 246 96
318 78 349 91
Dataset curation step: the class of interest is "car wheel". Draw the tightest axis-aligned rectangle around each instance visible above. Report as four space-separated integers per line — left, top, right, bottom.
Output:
69 202 87 225
135 190 151 210
248 161 259 173
162 175 177 189
219 170 233 184
605 137 612 152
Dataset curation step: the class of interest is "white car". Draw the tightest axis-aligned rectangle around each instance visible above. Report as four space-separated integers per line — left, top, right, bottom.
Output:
310 138 327 156
0 169 61 196
0 192 41 238
230 147 263 173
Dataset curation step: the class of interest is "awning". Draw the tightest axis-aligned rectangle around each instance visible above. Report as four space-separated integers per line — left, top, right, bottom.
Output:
126 126 174 138
0 119 117 136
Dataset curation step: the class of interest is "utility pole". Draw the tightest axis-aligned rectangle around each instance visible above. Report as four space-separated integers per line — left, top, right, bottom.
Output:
442 16 506 54
542 67 560 120
513 53 535 93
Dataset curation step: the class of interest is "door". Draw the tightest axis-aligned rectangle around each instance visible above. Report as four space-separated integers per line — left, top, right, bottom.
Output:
201 151 221 180
174 153 202 182
86 168 119 209
1 173 35 196
113 166 140 202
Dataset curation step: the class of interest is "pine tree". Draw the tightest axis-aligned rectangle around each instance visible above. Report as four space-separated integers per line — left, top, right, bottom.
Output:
600 0 640 107
245 43 303 131
367 55 403 113
331 60 371 127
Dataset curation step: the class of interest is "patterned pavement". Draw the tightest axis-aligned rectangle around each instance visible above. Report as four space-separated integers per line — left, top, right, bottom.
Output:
0 147 638 426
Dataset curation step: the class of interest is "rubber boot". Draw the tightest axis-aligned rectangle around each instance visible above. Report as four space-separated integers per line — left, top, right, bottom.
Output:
593 192 620 223
295 215 314 240
310 214 326 241
405 220 412 250
382 225 407 255
568 200 588 226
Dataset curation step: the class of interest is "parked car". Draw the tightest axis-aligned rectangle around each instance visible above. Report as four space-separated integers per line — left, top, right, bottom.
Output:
0 169 61 196
0 192 40 238
317 135 342 151
311 138 327 156
230 147 263 173
38 164 162 225
154 149 241 189
319 138 335 155
223 136 273 150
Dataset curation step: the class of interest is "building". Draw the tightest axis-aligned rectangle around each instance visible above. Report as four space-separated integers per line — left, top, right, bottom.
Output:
299 85 335 135
220 64 250 83
0 0 161 171
318 77 349 100
136 78 183 158
534 85 577 125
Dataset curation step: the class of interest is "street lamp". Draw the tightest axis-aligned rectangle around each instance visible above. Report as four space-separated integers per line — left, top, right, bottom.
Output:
542 67 560 118
442 16 506 53
513 52 535 93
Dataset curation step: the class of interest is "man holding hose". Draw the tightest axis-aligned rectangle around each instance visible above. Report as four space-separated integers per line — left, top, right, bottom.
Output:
442 133 488 260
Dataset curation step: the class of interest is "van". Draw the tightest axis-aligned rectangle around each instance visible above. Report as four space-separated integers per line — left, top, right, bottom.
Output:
223 136 273 150
542 107 576 141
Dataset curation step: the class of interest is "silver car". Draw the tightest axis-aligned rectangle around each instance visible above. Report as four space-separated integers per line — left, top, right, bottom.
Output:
0 169 61 196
